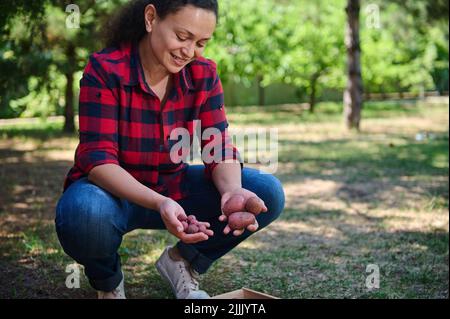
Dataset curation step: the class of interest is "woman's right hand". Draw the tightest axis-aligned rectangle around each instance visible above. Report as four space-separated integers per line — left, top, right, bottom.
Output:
157 197 211 244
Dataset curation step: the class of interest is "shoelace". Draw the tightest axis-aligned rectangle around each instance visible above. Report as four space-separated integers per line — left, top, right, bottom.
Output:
179 264 199 292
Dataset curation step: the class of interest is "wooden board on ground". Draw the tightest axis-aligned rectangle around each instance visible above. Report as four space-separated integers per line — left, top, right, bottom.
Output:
212 288 279 299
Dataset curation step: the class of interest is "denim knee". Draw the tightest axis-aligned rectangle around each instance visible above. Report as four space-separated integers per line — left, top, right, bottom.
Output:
252 173 285 225
55 179 126 260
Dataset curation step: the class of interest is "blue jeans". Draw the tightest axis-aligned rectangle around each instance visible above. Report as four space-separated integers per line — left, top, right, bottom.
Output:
55 165 285 292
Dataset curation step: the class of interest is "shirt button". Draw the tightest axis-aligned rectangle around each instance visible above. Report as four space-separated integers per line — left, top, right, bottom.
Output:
96 92 101 98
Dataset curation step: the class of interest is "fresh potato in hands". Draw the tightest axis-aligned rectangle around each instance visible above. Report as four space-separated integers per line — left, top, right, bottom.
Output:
178 214 213 236
245 196 265 215
187 224 199 234
222 194 246 216
187 215 197 224
228 212 256 230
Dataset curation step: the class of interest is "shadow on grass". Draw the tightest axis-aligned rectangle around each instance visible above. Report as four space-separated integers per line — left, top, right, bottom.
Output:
277 133 449 208
0 193 448 298
224 208 449 298
0 151 70 223
0 102 448 298
0 226 176 299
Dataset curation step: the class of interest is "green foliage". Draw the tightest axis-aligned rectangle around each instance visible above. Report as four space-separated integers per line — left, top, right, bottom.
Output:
207 0 447 106
279 0 346 101
0 0 448 118
206 0 286 86
204 0 348 105
361 1 449 94
0 14 53 117
0 0 48 28
0 0 126 118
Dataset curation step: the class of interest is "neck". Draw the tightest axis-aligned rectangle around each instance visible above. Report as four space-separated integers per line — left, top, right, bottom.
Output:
138 35 170 85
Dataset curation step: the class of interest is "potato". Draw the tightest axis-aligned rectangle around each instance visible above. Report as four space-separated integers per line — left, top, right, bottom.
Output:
245 197 264 215
187 215 197 224
182 214 212 235
228 212 256 230
187 224 199 234
222 194 246 216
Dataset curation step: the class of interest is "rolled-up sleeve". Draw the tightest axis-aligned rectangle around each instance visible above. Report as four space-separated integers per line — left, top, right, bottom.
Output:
199 71 243 179
74 55 120 174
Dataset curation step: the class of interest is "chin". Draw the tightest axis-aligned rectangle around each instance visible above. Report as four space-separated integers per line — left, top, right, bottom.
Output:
168 64 184 73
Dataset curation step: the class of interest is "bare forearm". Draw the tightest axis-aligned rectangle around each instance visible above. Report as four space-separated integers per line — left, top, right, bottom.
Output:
88 164 166 211
211 162 242 196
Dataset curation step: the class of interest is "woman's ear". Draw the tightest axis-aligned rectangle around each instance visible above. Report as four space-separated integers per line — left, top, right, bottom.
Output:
144 4 158 32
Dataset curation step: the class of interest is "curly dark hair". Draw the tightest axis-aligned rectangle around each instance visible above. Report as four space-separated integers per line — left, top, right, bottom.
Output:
103 0 219 48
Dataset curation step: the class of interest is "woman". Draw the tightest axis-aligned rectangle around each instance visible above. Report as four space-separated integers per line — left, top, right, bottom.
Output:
55 0 285 299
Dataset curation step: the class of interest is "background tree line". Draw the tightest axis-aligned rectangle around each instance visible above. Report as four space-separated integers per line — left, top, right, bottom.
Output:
0 0 448 131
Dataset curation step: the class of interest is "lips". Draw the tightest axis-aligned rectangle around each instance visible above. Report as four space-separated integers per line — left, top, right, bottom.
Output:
171 53 189 66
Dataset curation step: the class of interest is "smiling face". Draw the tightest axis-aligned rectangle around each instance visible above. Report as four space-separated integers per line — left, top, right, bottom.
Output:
143 4 217 74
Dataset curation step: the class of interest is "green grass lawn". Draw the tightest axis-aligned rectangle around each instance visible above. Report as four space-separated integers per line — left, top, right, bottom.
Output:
0 99 448 298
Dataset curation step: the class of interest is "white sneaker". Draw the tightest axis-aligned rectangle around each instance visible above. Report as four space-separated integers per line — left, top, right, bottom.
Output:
156 246 210 299
97 272 126 299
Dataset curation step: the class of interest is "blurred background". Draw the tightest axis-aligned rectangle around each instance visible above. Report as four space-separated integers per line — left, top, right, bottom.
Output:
0 0 448 128
0 0 448 299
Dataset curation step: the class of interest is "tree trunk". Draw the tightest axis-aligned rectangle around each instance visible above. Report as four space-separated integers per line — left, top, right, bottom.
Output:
257 75 265 106
309 75 318 113
63 44 75 133
343 0 363 130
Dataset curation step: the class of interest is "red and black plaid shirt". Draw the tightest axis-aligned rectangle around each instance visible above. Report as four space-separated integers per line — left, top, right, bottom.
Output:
63 42 242 200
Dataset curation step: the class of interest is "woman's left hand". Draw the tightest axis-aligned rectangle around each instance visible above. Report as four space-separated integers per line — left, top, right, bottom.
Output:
219 187 268 236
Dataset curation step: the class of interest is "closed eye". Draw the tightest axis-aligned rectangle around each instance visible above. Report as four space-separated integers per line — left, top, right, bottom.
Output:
176 34 188 41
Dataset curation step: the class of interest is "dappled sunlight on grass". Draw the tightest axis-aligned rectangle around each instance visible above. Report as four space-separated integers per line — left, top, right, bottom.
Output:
0 101 448 298
283 178 342 201
377 209 449 233
269 220 348 242
234 238 265 250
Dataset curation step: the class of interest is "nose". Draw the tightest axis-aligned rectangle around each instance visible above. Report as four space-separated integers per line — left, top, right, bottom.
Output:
181 42 197 59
